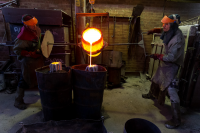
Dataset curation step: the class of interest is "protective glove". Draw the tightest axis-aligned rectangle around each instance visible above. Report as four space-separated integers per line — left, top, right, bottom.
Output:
147 28 162 35
21 50 42 58
150 54 164 61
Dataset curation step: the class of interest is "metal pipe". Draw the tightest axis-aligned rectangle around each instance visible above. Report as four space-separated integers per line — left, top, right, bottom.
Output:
47 42 76 45
141 32 147 57
151 44 158 77
50 53 71 55
9 53 71 57
49 45 76 46
109 43 144 45
48 42 146 46
0 43 6 46
76 13 109 17
0 0 16 6
158 45 163 66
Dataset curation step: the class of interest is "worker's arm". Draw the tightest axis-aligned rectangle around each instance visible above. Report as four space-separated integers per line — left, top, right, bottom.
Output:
162 41 183 62
13 39 41 60
150 41 183 62
147 27 163 35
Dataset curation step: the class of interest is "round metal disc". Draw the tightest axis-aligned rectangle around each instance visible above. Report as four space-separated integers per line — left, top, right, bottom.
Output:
41 30 54 58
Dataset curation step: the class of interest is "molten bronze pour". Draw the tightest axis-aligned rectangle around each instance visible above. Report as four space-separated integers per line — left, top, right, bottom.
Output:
85 65 98 72
81 28 104 72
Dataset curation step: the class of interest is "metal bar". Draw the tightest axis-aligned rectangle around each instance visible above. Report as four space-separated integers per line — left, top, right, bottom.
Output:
4 72 21 74
47 42 76 45
76 13 109 17
50 53 71 55
162 0 167 17
4 45 14 46
49 45 76 46
141 32 147 73
158 45 163 66
128 17 133 43
112 16 116 38
100 16 102 30
9 53 71 57
0 0 15 6
0 43 6 46
109 16 131 19
109 43 144 45
107 13 109 44
141 32 147 57
151 44 158 77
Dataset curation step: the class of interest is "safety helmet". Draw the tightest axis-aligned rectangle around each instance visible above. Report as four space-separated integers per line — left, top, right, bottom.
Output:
161 14 181 24
22 14 38 26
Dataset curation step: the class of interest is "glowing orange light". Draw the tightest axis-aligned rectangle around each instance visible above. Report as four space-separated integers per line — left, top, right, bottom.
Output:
81 27 103 57
51 62 59 65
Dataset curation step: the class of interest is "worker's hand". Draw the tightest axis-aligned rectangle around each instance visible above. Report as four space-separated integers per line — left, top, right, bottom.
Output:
21 50 42 58
147 28 162 35
150 54 164 60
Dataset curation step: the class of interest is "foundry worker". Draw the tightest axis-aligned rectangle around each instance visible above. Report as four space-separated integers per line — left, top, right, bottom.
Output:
142 14 185 129
13 14 44 110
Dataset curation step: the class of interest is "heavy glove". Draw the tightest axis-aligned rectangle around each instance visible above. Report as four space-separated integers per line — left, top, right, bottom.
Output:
21 50 41 58
150 54 164 61
147 28 162 35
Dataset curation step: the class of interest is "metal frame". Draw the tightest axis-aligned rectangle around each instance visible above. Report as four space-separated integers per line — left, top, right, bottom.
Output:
180 16 200 26
0 0 19 9
75 13 109 45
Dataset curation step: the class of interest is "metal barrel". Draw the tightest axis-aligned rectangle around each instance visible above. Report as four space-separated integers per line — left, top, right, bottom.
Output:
35 65 72 121
123 118 161 133
72 64 107 120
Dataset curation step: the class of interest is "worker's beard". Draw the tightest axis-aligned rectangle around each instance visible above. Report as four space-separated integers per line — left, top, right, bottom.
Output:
27 25 41 39
160 23 178 45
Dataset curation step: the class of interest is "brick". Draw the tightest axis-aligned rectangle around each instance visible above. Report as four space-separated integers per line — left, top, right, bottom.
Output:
0 0 200 71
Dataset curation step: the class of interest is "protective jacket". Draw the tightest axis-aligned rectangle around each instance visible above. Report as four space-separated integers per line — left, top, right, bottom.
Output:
152 28 185 91
13 26 44 88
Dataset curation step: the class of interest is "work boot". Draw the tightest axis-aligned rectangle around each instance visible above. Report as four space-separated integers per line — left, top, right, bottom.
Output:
165 102 181 129
142 92 155 99
14 87 27 110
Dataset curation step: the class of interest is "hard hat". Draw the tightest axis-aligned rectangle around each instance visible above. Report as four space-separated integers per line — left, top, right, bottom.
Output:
22 14 38 26
161 14 181 24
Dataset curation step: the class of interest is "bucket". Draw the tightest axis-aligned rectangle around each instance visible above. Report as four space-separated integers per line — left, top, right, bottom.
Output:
35 65 72 121
72 64 107 119
124 118 161 133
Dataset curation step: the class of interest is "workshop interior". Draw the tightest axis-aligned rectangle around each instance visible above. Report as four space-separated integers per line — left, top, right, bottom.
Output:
0 0 200 133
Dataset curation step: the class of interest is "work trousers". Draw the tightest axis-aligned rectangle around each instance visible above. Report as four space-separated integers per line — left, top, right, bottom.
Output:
167 79 180 103
18 73 29 89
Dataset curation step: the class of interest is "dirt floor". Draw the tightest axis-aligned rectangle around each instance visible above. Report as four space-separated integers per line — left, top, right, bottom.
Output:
0 74 200 133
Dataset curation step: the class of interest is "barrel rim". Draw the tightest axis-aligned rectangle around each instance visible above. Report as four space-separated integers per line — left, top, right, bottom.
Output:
71 64 107 72
35 65 71 73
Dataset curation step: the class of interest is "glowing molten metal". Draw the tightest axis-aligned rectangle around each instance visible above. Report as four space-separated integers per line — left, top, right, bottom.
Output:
81 28 103 57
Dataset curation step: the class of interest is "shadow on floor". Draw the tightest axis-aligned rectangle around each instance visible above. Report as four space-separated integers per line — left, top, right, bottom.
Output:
8 111 44 133
153 99 171 120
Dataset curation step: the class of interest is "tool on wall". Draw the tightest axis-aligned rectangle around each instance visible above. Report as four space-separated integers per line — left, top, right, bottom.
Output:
112 16 116 38
128 16 133 43
128 4 144 59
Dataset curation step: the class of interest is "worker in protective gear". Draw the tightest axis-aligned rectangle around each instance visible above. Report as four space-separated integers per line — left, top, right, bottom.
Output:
13 14 44 110
142 14 185 129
